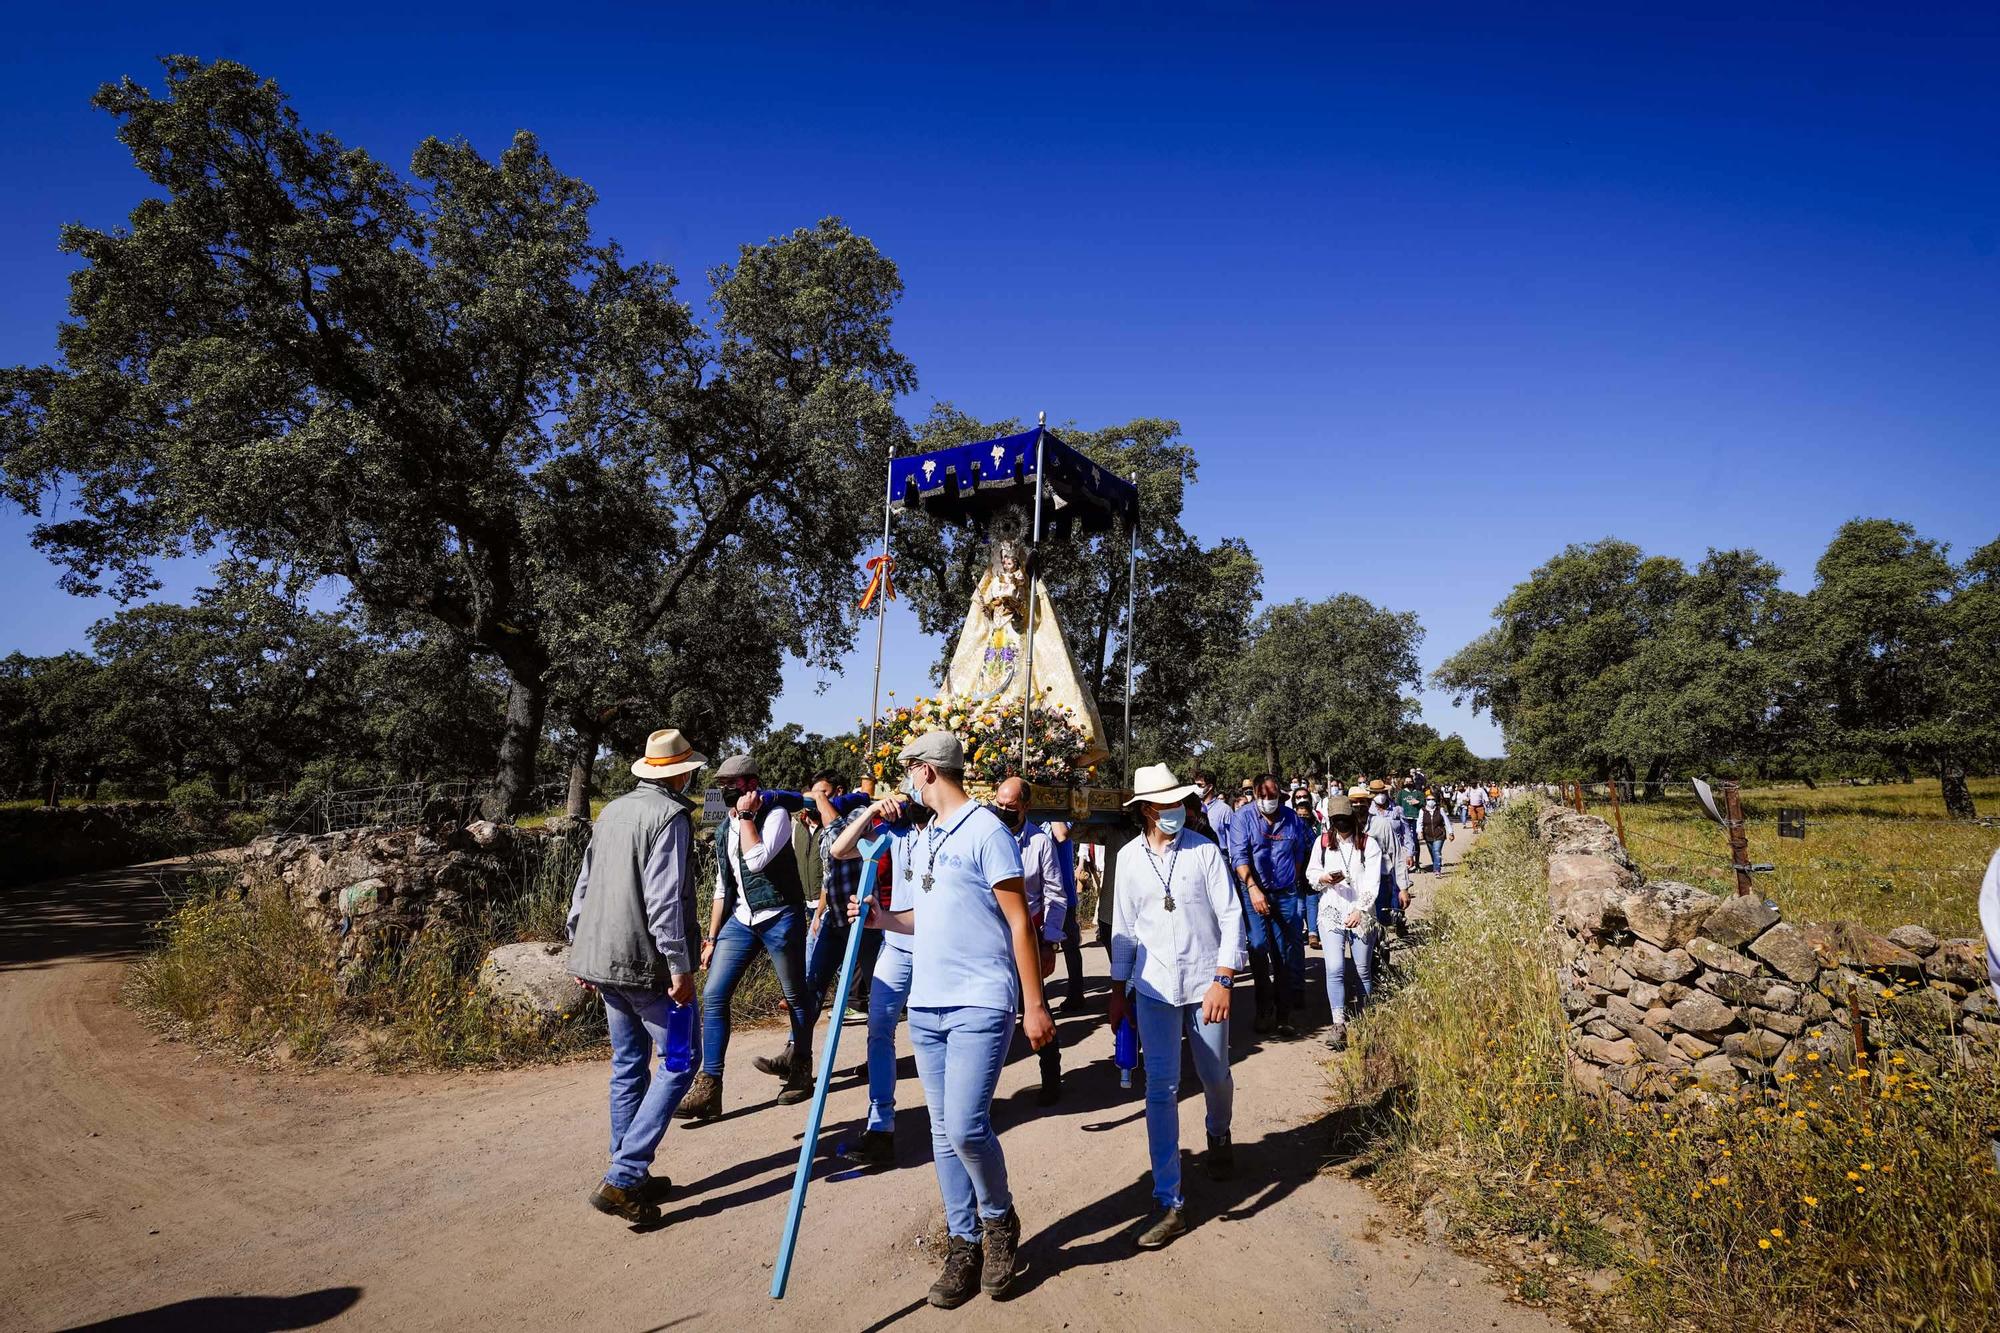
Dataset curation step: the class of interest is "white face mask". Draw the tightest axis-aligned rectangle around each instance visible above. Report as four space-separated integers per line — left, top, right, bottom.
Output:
903 768 928 808
1257 797 1281 816
1154 806 1186 836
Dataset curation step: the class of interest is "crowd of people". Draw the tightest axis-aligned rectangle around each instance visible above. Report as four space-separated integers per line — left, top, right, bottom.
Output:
562 726 1506 1309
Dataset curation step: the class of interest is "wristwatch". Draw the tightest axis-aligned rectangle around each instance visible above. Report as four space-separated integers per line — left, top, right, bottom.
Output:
1212 974 1234 990
735 808 758 820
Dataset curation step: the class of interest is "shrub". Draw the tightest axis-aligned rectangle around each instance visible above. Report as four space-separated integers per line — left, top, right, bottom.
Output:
1354 802 2000 1330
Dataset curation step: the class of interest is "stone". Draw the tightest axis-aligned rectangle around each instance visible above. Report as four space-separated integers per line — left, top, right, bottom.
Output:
1800 990 1833 1022
1750 922 1821 984
1686 936 1759 976
338 877 388 916
1555 884 1625 937
1723 1029 1788 1062
1576 1035 1641 1066
1886 925 1939 957
1622 882 1721 949
1783 1027 1854 1071
1670 1031 1718 1060
1548 852 1639 918
464 819 513 851
1628 980 1662 1010
1608 967 1635 995
1698 894 1781 949
1627 941 1697 984
1568 1053 1607 1097
1620 1020 1680 1065
1642 1005 1678 1032
1560 988 1599 1018
1585 1020 1623 1041
1964 1017 2000 1046
1605 993 1646 1028
1829 926 1924 976
478 942 588 1024
1536 809 1639 868
1749 982 1803 1012
1698 972 1774 1008
1929 939 1986 985
1692 1054 1741 1091
1669 992 1740 1035
1657 982 1690 1005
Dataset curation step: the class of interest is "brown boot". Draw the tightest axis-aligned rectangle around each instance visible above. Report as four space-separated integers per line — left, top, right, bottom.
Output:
589 1180 661 1225
776 1059 815 1106
674 1071 721 1120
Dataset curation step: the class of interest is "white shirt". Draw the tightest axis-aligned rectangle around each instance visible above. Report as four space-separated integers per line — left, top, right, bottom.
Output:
718 804 793 927
1981 847 2000 1006
1309 834 1378 929
1110 829 1246 1007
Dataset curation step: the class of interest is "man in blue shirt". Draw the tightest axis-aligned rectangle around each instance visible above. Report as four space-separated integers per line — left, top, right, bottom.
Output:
834 732 1053 1310
1229 774 1314 1038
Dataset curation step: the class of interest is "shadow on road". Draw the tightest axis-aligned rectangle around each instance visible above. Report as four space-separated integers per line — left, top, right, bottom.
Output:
59 1285 362 1331
0 860 205 973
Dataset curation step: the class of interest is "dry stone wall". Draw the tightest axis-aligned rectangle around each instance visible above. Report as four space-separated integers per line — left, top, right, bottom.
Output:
237 813 578 991
1536 806 1995 1104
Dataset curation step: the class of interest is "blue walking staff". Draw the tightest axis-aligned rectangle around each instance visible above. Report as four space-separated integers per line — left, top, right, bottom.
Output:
770 831 889 1300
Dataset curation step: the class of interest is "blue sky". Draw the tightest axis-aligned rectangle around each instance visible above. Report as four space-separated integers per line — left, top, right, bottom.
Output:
4 3 1997 760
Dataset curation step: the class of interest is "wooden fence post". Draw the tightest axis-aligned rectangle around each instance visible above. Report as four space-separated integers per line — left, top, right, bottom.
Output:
1608 777 1627 848
1721 780 1753 897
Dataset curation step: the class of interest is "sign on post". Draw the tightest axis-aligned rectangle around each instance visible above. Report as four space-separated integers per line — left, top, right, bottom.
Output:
1777 808 1806 840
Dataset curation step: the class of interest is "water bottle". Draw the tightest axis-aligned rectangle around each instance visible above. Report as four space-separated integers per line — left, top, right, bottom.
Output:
1114 1013 1138 1090
664 1000 695 1074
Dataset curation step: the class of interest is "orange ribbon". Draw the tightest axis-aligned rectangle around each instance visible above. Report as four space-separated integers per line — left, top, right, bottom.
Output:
859 554 896 611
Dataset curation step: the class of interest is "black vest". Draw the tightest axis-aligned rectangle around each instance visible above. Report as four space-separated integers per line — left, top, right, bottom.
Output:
716 814 808 915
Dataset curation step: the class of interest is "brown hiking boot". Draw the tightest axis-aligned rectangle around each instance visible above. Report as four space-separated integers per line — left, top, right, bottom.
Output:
927 1235 982 1309
753 1043 793 1079
776 1061 815 1106
589 1180 661 1226
1205 1132 1235 1181
1136 1206 1186 1249
979 1207 1022 1295
674 1071 721 1120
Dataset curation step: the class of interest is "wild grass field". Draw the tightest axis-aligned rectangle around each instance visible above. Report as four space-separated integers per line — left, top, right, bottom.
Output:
1582 778 2000 937
1344 802 2000 1331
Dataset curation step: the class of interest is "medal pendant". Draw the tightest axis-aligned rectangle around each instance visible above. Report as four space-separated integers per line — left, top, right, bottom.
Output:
1163 895 1176 913
922 873 935 893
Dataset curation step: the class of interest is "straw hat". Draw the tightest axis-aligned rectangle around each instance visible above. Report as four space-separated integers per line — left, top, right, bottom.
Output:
629 728 707 780
1123 763 1202 807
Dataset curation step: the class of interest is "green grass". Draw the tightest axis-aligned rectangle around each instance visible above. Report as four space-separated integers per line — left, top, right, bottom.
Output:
1347 801 2000 1331
1590 778 2000 936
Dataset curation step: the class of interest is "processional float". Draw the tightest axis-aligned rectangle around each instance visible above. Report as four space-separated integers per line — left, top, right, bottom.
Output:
771 415 1142 1298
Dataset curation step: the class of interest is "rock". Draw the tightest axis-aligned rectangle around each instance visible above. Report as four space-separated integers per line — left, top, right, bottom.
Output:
1722 1029 1787 1062
1964 1017 2000 1046
1670 1032 1718 1060
1642 1005 1678 1032
1622 882 1721 949
1536 810 1639 868
1568 1053 1607 1097
338 877 388 916
464 819 514 851
1628 980 1662 1010
1817 926 1924 976
1698 894 1781 949
1669 992 1739 1034
1605 993 1647 1029
1887 925 1939 957
1692 1054 1741 1091
1560 988 1599 1018
1687 937 1759 976
1585 1020 1623 1041
1783 1027 1854 1070
1928 939 1986 985
1627 941 1696 983
1750 922 1821 984
1548 855 1638 933
1577 1035 1641 1066
478 942 588 1024
1750 982 1803 1012
1607 967 1635 995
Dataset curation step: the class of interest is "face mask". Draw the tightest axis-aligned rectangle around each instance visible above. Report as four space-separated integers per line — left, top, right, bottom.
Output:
1426 801 1437 809
1000 807 1025 831
1155 807 1187 836
903 772 927 808
1257 797 1280 816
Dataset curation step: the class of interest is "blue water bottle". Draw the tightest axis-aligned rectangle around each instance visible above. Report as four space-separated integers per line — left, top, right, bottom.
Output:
1114 1011 1138 1090
664 1000 695 1074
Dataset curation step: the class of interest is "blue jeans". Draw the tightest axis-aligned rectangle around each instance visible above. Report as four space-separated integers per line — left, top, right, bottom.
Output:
867 944 914 1133
1268 892 1310 1013
1235 884 1291 1018
909 1004 1014 1241
1304 891 1323 936
804 909 879 1026
700 906 810 1078
1319 923 1376 1020
1375 872 1401 930
1135 992 1233 1209
601 984 701 1188
1424 838 1446 872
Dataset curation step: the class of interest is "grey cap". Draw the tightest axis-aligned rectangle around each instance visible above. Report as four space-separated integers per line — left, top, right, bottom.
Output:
897 731 965 769
714 753 759 780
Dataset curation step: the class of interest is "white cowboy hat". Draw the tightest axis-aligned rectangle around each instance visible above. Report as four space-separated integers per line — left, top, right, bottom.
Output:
629 728 707 780
1123 763 1203 808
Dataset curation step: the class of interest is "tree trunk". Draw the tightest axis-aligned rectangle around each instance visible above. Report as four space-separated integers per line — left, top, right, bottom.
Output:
1263 733 1279 777
566 723 602 820
1940 760 1976 820
493 673 548 817
1642 757 1668 803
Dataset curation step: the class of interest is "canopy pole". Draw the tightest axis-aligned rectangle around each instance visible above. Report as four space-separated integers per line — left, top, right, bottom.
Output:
1019 413 1046 773
865 445 894 779
1121 469 1137 780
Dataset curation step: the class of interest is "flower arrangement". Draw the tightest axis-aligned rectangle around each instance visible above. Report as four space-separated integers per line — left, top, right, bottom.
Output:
854 689 1094 787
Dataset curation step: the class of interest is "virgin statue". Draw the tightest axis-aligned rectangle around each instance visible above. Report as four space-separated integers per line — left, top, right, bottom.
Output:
944 534 1110 768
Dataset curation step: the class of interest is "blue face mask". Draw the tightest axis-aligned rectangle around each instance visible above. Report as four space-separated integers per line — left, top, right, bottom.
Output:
1155 807 1187 836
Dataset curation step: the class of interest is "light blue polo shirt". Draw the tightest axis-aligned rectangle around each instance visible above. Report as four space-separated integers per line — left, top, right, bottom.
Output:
885 800 1025 1012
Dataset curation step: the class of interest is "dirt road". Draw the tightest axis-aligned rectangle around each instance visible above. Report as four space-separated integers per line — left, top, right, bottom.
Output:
0 831 1557 1333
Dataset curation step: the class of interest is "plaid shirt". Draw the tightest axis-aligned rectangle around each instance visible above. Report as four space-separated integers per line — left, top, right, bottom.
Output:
817 809 865 909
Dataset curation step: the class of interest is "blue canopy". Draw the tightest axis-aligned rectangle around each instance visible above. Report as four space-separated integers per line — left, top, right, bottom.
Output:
889 427 1139 536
